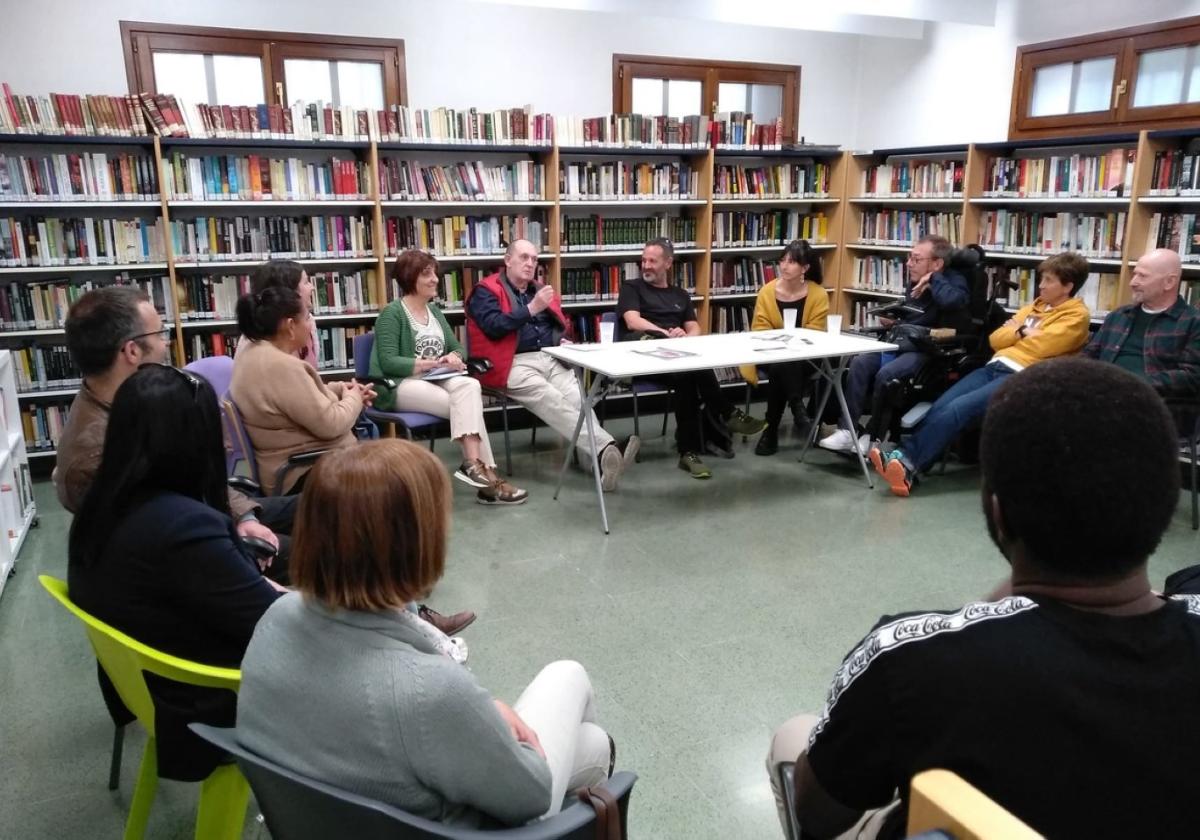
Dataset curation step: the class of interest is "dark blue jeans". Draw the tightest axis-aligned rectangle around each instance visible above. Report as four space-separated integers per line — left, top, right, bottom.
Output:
839 351 929 431
901 362 1014 472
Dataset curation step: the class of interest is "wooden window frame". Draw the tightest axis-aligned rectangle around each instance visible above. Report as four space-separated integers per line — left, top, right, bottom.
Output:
613 54 800 143
1010 15 1200 140
120 21 407 107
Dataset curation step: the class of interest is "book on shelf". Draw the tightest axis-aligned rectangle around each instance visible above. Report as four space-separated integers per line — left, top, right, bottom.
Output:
567 312 603 343
0 83 150 137
561 214 696 251
1146 146 1200 196
710 257 780 295
856 209 961 246
168 214 373 262
13 344 81 392
1145 212 1200 263
852 255 906 294
977 209 1125 258
182 331 241 364
176 269 378 321
21 402 69 451
165 152 369 201
0 150 160 201
0 215 167 266
400 265 495 309
384 214 545 256
559 160 696 201
710 112 784 151
381 106 553 146
712 210 826 248
849 299 886 331
860 160 963 198
0 273 172 331
556 113 711 149
560 262 644 301
713 163 831 199
981 149 1135 198
380 159 546 202
315 324 369 370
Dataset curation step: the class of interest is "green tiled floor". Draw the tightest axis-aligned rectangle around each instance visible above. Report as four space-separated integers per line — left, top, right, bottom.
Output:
3 420 1198 838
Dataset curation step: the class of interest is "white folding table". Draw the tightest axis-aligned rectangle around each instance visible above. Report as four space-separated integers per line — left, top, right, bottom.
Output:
543 329 898 533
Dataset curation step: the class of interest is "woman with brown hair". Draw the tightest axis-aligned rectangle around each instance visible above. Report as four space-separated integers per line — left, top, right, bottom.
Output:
237 441 612 827
248 259 319 365
370 249 526 505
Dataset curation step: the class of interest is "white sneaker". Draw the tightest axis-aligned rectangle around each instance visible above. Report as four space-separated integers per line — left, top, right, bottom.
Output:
819 428 857 452
857 433 871 454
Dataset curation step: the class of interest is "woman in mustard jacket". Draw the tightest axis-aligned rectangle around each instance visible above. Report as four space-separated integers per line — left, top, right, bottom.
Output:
740 239 829 455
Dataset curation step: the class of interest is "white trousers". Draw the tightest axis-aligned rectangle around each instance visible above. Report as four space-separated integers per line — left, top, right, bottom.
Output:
513 660 611 818
392 375 496 467
505 352 614 458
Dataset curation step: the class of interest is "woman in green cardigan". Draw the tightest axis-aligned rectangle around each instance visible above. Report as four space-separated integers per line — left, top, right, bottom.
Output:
739 239 829 456
369 250 527 505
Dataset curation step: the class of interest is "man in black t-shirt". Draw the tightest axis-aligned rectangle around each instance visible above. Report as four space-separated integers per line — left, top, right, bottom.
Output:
767 357 1200 840
617 238 767 478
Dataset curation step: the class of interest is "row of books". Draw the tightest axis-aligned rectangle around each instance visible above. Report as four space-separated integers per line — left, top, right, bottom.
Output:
1145 148 1200 196
176 270 381 321
383 214 546 257
710 257 780 295
0 275 173 332
313 325 370 371
0 151 159 202
0 216 167 266
561 215 697 251
380 159 546 202
848 300 886 331
977 210 1125 258
13 344 79 392
981 149 1135 198
851 256 906 294
860 160 965 197
855 210 961 247
985 265 1120 314
23 403 69 452
0 85 149 137
712 211 827 248
559 161 697 201
713 163 832 199
168 215 373 262
558 262 697 300
709 114 786 151
1145 212 1200 262
429 266 495 309
164 153 369 202
182 331 239 364
557 114 712 149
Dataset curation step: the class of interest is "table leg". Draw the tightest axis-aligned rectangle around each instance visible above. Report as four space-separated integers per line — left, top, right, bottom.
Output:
552 367 610 534
828 357 874 489
796 356 875 489
798 358 836 462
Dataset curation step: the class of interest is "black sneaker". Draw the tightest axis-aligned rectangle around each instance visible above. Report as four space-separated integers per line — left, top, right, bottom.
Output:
755 426 779 456
725 408 768 436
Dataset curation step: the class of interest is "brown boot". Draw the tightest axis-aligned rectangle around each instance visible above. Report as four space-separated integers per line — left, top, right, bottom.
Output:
417 605 477 635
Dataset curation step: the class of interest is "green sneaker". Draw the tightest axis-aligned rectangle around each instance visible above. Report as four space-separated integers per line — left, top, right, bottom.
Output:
678 452 712 479
725 408 768 436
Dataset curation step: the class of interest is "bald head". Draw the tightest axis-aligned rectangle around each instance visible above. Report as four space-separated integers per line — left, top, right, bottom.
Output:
504 238 539 288
1130 248 1182 310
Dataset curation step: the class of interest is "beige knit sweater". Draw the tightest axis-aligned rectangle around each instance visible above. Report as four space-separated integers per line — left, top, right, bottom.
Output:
230 340 363 494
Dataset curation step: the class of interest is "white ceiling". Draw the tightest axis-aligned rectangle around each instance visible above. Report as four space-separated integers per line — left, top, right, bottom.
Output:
464 0 1000 38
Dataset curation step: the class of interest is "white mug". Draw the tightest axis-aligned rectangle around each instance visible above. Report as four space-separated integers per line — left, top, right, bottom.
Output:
827 314 843 335
783 308 798 330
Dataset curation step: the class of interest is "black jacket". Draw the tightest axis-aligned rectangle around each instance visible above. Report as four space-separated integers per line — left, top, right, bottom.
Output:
902 268 971 332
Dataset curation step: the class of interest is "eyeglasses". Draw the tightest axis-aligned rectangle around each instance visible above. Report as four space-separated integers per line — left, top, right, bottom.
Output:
907 254 931 264
138 361 202 395
127 327 172 343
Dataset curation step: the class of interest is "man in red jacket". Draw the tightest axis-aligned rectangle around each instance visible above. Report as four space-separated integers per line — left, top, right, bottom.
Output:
466 239 637 490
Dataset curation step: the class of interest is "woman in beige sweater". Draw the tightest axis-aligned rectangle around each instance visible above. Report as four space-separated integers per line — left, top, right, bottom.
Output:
230 286 373 494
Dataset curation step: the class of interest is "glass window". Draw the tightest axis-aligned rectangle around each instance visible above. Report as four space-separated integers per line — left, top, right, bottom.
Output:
666 79 701 118
631 77 663 115
152 52 264 106
748 84 784 123
1075 56 1116 112
336 61 384 110
284 58 334 105
1029 62 1073 116
1134 45 1200 107
152 52 209 106
284 58 384 108
1029 57 1115 116
718 82 747 113
212 55 265 105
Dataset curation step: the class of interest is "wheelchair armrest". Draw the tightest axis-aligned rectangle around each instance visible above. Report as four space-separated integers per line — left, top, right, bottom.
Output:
239 535 278 562
466 357 493 375
227 476 262 496
272 449 333 495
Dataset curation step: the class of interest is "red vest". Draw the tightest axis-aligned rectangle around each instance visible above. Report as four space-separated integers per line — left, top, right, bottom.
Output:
466 272 570 390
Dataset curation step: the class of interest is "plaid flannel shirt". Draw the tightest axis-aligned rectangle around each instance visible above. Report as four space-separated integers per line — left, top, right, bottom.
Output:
1082 296 1200 398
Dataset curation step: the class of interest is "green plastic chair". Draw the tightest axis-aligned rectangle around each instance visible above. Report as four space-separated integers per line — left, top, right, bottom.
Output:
39 575 250 840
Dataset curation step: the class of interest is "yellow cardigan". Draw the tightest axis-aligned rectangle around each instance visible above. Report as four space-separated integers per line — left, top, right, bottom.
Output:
740 280 830 385
988 296 1090 370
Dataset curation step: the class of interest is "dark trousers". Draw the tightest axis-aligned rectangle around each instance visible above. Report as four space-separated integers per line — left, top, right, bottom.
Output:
763 362 815 428
840 352 929 433
663 369 733 454
902 362 1013 472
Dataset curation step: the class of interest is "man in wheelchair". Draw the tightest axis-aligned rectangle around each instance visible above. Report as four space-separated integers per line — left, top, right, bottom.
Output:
819 235 970 454
869 252 1092 496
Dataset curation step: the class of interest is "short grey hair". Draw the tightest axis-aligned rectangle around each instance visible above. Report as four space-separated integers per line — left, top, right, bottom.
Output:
645 237 674 263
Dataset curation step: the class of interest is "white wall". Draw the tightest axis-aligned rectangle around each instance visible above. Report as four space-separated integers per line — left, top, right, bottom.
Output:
0 0 1197 150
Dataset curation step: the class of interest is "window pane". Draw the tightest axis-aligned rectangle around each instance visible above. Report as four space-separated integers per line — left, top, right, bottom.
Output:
666 79 701 118
212 55 264 105
718 82 748 113
1133 45 1200 107
1030 62 1073 116
748 84 784 123
285 58 334 105
336 61 384 110
153 52 209 106
631 77 663 115
1073 57 1116 113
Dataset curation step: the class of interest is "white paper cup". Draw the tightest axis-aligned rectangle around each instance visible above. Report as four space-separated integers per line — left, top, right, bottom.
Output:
827 314 843 335
783 308 798 330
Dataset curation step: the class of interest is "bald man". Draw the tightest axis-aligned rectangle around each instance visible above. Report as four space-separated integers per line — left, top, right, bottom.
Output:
1083 248 1200 398
466 239 638 490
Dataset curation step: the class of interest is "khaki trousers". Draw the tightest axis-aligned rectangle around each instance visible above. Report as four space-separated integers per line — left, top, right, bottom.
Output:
392 374 496 467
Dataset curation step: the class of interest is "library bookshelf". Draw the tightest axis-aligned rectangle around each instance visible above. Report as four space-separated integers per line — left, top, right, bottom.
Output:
0 349 36 600
1 127 1191 464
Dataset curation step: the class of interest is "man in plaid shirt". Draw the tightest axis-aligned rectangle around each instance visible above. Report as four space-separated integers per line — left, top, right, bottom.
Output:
1082 249 1200 398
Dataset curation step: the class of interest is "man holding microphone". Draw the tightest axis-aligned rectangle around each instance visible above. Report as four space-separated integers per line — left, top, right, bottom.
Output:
466 238 638 491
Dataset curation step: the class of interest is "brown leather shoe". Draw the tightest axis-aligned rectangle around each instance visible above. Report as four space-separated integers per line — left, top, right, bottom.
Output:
417 605 477 635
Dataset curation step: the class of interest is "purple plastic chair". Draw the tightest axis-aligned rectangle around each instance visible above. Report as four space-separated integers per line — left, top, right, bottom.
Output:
352 332 444 450
183 355 242 473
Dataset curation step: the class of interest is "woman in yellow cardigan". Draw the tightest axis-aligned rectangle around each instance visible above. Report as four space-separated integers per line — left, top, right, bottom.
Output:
740 240 829 455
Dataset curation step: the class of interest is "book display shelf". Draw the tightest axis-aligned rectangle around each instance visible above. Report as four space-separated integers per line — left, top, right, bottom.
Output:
0 349 36 597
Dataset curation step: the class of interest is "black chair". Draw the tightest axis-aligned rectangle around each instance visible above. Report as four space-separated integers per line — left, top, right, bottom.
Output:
606 311 673 443
1164 396 1200 530
189 724 637 840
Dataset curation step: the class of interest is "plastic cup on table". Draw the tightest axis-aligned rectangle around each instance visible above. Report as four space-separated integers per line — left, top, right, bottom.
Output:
783 308 799 330
827 314 843 335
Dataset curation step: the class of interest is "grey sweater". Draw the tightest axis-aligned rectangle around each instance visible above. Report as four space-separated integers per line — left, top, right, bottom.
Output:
236 593 553 826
